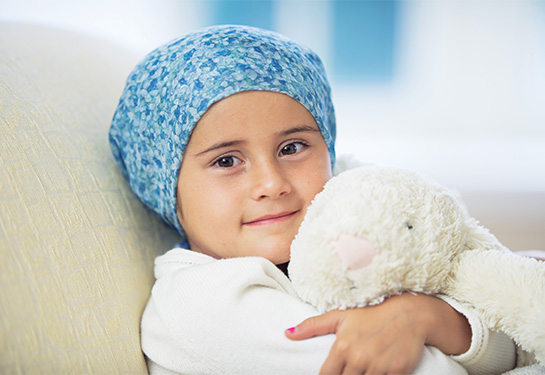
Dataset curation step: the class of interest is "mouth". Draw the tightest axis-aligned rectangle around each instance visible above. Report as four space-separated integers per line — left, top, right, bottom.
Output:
243 211 300 226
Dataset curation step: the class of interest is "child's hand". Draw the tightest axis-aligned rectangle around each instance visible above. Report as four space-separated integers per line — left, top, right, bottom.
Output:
285 292 471 375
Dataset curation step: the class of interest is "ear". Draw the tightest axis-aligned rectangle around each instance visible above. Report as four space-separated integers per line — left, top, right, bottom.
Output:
464 217 507 252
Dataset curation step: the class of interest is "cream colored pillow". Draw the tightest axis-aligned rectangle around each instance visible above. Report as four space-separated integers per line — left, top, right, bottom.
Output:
0 22 180 374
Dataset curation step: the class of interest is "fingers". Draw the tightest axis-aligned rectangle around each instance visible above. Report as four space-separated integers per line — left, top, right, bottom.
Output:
320 337 348 375
322 345 416 375
318 310 422 375
285 309 344 340
321 335 375 375
285 305 423 375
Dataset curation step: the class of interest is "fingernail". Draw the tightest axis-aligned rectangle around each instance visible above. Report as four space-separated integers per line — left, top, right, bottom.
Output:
286 327 296 333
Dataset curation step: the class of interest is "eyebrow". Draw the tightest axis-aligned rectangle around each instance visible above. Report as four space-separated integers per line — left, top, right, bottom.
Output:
276 125 321 137
194 124 320 157
195 140 244 157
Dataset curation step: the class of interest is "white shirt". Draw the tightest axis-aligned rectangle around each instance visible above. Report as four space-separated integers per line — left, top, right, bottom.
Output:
141 248 516 375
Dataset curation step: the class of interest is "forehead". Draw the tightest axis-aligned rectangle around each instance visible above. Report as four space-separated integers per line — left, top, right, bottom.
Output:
190 91 319 138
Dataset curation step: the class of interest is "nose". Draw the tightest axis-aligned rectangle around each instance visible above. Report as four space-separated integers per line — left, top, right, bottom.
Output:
331 234 380 270
249 160 292 200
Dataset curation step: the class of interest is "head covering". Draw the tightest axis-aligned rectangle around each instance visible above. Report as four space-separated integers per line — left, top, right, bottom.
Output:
109 25 336 237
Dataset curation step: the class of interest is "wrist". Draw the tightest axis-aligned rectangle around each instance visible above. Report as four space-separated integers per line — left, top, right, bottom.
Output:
422 294 471 355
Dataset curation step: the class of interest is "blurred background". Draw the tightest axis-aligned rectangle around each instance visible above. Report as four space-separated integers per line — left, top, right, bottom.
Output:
2 0 544 250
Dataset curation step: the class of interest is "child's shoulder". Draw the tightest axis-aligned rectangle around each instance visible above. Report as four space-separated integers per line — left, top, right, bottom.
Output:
153 248 288 283
154 247 215 279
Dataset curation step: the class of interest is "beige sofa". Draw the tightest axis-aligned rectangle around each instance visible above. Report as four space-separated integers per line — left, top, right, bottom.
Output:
1 22 180 374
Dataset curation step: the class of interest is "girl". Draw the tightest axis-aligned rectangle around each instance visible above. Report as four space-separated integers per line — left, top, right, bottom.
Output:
109 25 516 375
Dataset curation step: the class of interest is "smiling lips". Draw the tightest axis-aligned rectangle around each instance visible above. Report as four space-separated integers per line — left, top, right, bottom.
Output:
243 211 300 226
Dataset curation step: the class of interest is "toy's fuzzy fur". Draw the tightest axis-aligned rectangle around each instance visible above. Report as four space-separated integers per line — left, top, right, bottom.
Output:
288 165 545 368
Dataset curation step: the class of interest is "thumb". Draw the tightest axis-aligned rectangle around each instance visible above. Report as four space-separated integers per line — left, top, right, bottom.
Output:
285 309 344 341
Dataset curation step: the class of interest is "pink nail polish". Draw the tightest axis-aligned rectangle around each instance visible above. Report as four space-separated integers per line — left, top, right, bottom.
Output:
286 327 296 333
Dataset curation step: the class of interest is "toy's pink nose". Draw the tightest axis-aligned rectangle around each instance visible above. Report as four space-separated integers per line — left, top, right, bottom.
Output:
331 234 380 270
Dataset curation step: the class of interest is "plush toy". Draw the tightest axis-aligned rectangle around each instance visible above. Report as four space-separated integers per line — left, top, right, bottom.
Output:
288 165 545 368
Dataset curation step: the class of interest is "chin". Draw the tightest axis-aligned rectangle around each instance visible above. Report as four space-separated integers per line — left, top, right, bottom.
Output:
258 244 291 265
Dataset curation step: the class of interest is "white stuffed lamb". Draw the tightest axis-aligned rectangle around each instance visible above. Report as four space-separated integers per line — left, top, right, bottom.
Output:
288 165 545 369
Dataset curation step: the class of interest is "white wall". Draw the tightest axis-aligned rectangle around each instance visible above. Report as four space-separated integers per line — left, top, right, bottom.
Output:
335 1 545 191
0 0 206 54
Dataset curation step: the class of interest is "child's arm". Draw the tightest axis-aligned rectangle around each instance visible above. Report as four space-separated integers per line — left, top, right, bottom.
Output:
286 293 516 375
141 249 334 374
286 293 468 374
141 249 467 375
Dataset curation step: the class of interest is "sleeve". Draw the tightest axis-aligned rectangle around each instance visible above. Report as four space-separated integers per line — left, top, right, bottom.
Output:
141 253 469 375
439 295 517 375
141 255 334 375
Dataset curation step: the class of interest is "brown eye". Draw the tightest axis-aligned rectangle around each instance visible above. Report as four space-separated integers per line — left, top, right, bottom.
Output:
214 156 239 168
279 142 306 156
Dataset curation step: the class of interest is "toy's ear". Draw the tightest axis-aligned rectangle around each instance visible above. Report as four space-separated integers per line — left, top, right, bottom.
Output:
464 217 507 252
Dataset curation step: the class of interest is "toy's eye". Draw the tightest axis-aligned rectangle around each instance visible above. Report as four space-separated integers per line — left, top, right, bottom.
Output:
406 223 414 230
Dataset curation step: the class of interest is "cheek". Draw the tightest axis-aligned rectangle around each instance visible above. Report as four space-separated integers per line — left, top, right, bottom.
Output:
309 155 332 194
179 175 240 232
298 167 331 207
177 172 211 231
177 180 235 256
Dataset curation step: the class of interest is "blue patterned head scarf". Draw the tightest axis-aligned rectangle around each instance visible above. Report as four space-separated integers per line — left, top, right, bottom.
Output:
109 25 336 237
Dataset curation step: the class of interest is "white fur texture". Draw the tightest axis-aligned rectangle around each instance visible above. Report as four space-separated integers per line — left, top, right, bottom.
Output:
446 250 545 365
288 165 545 366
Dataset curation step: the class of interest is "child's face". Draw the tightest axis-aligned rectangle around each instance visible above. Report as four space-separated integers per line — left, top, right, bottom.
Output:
176 91 332 265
